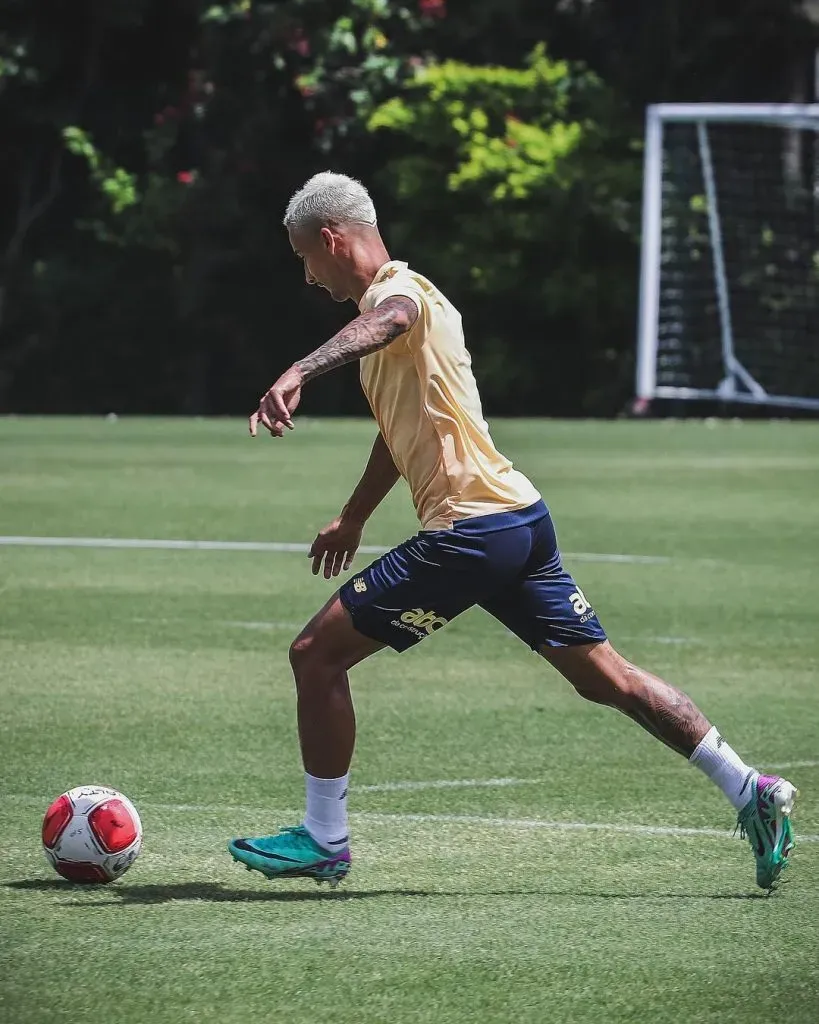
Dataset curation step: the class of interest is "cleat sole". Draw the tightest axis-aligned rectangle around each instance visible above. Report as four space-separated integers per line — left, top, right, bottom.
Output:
762 781 798 889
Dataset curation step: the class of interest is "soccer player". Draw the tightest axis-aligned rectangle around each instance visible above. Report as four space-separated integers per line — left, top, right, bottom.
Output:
229 172 797 890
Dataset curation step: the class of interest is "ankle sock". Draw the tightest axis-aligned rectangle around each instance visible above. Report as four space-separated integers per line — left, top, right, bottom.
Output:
303 772 350 852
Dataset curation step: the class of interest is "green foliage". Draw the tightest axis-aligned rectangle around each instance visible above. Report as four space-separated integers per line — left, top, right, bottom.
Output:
63 128 138 215
202 0 252 24
367 44 638 281
0 37 37 84
3 0 816 415
62 126 182 254
283 0 424 150
365 45 641 411
369 48 597 200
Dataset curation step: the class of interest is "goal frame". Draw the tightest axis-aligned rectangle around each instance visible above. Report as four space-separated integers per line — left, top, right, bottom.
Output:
635 102 819 412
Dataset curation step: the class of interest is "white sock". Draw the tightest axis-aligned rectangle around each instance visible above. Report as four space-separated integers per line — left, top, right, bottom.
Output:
689 726 758 811
303 772 350 852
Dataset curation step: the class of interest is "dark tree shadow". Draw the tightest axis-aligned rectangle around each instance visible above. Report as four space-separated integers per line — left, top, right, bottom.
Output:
4 878 776 905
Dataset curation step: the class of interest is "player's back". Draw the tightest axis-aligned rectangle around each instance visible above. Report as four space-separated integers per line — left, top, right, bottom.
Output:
358 260 540 530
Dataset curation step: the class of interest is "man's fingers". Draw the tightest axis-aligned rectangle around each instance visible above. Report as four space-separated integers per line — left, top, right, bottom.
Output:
257 410 287 438
311 553 322 576
265 390 293 429
310 533 329 559
248 411 258 437
325 550 345 580
342 550 354 571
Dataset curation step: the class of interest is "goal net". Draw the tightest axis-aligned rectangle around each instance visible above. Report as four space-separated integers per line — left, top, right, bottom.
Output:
636 104 819 412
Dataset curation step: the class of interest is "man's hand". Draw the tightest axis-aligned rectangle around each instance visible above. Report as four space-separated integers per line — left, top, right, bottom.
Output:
249 365 303 437
309 515 364 579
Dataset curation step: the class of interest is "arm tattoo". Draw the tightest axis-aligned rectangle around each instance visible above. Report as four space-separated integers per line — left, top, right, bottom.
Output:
296 295 419 382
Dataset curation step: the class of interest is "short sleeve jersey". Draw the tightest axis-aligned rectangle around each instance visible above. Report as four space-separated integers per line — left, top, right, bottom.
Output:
358 260 541 531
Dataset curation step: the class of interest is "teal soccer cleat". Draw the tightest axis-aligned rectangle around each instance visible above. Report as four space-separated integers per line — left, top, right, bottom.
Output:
228 825 351 886
736 775 797 890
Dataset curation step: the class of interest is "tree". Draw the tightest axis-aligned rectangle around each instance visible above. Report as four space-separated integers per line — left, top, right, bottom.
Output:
2 0 816 414
367 45 641 412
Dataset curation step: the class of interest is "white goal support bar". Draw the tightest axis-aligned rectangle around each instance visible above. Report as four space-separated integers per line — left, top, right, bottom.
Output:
635 102 819 412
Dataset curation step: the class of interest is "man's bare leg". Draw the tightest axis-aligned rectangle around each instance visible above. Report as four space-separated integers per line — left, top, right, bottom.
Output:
540 639 798 889
227 595 383 881
288 595 384 845
289 595 383 777
541 640 710 757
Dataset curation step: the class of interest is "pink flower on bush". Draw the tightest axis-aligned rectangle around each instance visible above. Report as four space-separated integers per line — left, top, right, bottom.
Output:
419 0 446 16
288 29 310 57
177 171 195 185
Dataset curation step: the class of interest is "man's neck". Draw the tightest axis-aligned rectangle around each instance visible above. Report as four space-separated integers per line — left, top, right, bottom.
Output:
345 238 392 304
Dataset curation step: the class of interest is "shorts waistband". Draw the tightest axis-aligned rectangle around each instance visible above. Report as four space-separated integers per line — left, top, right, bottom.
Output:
445 500 549 537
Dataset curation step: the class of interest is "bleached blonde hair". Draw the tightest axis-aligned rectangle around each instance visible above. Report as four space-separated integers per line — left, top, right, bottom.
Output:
283 171 377 231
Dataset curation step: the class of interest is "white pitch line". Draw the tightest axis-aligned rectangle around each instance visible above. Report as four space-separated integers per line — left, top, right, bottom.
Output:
363 766 819 793
563 551 669 565
221 620 305 631
0 535 670 565
358 811 818 843
764 760 819 770
0 535 388 555
5 793 816 842
358 777 541 793
354 811 819 842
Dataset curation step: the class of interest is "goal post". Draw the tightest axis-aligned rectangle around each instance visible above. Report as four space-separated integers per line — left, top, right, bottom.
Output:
635 103 819 412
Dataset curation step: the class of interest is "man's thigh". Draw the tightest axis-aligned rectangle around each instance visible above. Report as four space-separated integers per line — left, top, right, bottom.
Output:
479 512 607 651
339 526 531 653
293 593 386 671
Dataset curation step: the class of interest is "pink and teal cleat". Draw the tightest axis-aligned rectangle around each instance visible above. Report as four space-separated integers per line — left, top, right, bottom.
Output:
736 775 798 890
228 825 351 887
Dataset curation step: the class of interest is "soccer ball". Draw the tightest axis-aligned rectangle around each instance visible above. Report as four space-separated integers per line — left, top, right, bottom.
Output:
41 785 143 883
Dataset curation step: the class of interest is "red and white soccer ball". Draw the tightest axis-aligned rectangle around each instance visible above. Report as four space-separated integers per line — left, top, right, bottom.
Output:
42 785 143 883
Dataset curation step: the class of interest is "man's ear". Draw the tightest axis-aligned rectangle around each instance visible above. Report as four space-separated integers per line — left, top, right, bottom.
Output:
320 226 336 253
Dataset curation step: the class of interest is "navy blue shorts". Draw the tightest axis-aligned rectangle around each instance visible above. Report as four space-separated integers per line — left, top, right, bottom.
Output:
338 500 607 654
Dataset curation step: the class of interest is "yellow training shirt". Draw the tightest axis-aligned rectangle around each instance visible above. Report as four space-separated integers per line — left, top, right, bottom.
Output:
358 260 541 531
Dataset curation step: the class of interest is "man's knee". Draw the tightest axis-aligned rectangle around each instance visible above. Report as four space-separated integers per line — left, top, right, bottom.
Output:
288 625 347 686
290 629 322 675
573 663 637 706
546 642 638 706
288 597 381 686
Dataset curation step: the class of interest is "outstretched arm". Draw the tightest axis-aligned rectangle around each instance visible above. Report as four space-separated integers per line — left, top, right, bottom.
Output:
309 432 402 578
297 295 418 382
249 295 419 437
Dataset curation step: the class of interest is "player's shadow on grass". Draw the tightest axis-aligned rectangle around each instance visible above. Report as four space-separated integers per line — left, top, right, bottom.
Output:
5 879 436 903
5 879 773 903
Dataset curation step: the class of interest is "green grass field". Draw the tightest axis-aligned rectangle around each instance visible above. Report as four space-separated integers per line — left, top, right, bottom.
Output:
1 416 817 1024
